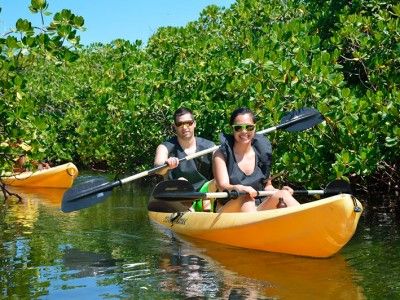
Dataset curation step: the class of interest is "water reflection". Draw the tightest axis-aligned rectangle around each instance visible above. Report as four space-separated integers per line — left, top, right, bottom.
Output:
62 248 122 278
61 247 154 283
158 246 221 298
156 233 366 299
6 186 66 208
1 186 67 240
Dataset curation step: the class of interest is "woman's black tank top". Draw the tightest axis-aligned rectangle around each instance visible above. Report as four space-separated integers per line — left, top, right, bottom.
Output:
219 133 272 191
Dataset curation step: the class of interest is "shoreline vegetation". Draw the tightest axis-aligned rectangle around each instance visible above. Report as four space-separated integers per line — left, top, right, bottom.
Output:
1 0 399 203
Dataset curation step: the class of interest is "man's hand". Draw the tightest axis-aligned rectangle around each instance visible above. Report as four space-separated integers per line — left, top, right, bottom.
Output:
166 157 179 169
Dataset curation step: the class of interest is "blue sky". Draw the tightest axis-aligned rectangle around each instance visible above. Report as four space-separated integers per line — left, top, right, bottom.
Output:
0 0 235 45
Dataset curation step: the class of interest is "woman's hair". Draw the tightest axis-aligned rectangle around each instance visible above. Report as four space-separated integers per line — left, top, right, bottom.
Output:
173 107 194 124
229 107 257 125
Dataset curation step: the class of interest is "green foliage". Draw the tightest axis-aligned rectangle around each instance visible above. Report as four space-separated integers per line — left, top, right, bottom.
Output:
1 0 399 190
0 0 84 176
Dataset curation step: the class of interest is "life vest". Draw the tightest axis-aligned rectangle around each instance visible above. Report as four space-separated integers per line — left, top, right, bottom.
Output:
219 133 272 191
162 136 215 191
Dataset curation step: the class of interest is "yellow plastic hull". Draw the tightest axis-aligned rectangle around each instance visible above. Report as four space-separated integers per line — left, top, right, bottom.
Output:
2 163 78 188
148 194 363 258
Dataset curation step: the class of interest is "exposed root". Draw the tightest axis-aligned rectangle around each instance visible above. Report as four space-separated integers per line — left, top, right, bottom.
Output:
0 181 23 203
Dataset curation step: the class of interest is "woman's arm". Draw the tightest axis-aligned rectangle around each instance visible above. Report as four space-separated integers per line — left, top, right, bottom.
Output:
212 149 231 190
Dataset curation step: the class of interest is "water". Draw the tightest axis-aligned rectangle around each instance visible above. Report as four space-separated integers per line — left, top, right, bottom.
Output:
1 177 399 299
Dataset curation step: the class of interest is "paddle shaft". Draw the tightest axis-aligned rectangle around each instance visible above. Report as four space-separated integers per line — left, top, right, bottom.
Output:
207 190 330 198
120 146 220 184
155 189 340 201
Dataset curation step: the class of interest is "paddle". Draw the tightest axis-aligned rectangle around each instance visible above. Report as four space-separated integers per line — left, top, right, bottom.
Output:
151 179 353 202
148 179 362 213
61 107 324 213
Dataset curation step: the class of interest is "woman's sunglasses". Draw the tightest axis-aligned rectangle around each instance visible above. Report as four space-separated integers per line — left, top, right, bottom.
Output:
232 124 256 132
175 120 194 127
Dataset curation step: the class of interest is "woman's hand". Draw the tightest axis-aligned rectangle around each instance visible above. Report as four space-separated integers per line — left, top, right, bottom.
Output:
281 185 294 195
236 185 258 200
264 178 277 192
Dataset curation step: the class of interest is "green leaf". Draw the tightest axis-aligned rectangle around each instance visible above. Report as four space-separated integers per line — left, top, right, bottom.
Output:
255 81 262 93
13 75 25 88
392 4 400 16
342 151 350 164
57 25 72 37
73 16 85 27
341 88 351 98
16 19 33 33
321 51 330 62
5 36 19 48
385 136 398 147
59 9 73 21
29 0 48 12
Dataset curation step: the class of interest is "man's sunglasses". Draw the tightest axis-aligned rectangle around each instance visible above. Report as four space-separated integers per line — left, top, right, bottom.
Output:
175 120 194 127
232 124 256 132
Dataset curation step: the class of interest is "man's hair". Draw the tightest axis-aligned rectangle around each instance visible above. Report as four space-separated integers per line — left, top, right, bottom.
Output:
229 107 257 125
173 107 194 124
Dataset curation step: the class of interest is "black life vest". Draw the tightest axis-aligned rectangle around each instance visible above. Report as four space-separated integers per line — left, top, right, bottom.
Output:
162 136 215 191
219 133 272 191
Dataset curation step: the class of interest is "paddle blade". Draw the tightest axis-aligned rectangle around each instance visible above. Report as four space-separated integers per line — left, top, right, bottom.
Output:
280 107 324 132
61 177 115 212
147 199 190 212
62 190 112 213
324 180 353 195
152 179 201 201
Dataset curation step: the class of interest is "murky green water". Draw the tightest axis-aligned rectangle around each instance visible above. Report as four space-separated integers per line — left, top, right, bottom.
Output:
1 176 399 299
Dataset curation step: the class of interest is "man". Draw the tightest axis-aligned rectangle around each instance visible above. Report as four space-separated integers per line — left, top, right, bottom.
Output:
154 107 216 211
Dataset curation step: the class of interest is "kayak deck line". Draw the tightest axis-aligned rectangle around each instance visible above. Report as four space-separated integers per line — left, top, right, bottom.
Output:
148 194 363 258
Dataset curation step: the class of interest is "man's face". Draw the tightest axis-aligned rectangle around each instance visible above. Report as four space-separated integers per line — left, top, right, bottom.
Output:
174 113 196 140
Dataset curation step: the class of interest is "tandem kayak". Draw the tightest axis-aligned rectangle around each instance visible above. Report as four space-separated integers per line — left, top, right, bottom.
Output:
148 194 363 258
1 163 78 188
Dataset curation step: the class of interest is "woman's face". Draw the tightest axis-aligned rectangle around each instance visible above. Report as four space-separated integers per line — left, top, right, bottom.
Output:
232 113 255 144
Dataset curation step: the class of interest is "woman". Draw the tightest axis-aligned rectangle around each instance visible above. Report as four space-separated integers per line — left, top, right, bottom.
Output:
213 107 300 212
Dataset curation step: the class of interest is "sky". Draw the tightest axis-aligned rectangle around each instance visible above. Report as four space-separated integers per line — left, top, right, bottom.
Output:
0 0 235 45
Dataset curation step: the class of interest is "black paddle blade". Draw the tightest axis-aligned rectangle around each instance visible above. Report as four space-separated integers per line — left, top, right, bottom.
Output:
147 199 190 212
152 179 204 201
61 177 115 213
324 180 353 195
280 107 324 132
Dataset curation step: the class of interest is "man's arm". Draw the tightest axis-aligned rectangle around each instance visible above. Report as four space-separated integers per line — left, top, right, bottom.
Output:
154 144 179 176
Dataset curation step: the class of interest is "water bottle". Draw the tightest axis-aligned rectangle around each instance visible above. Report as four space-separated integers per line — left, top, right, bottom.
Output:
276 197 287 208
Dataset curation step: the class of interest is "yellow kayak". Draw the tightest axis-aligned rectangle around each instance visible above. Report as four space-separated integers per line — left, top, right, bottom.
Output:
1 163 78 188
148 194 363 258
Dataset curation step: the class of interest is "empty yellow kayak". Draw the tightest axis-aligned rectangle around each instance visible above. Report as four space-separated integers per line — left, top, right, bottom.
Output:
1 163 78 188
148 194 363 258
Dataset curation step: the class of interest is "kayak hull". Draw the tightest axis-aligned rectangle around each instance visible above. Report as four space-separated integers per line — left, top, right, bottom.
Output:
2 163 79 188
148 194 363 258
